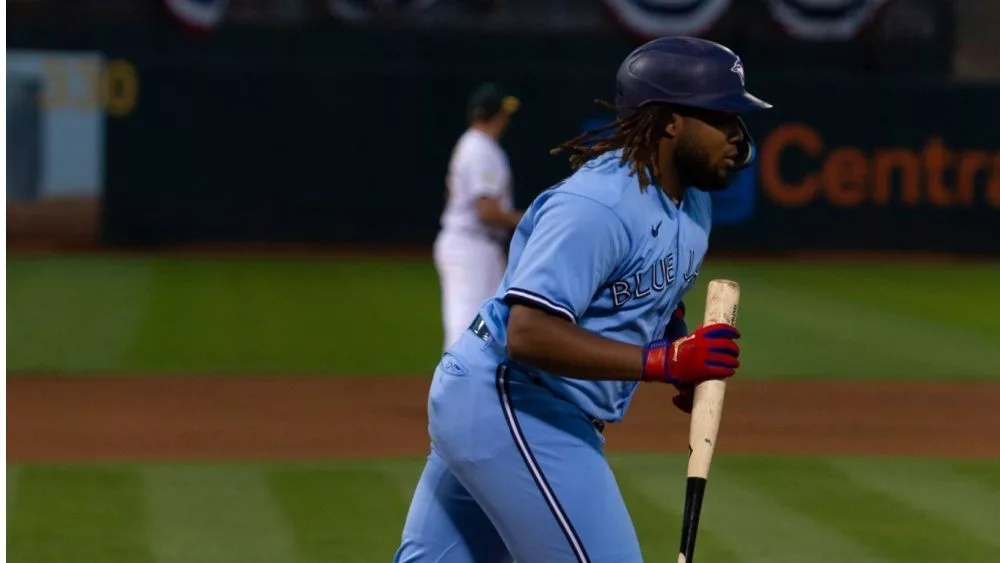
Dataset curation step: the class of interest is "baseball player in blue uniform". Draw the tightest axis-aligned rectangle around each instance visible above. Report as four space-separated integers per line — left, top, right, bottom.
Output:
393 36 773 563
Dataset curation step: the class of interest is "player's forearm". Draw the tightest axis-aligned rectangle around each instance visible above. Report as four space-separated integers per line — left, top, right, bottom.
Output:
506 305 644 381
479 209 522 231
502 210 524 230
476 197 522 231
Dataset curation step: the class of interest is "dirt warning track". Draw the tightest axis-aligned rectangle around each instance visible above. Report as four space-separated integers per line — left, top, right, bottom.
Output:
8 377 1000 462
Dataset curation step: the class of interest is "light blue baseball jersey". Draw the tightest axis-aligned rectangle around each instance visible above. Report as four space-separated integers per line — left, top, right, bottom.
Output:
477 148 712 423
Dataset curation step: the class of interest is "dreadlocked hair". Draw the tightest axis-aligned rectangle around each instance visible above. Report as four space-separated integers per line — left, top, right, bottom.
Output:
550 99 675 191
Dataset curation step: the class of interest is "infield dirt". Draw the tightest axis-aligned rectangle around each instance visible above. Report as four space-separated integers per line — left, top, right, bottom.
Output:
8 377 1000 462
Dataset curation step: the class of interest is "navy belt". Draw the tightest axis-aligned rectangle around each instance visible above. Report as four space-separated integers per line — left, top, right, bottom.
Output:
467 314 606 434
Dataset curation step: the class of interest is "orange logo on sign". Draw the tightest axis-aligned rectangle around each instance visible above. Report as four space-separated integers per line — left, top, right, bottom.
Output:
759 124 1000 209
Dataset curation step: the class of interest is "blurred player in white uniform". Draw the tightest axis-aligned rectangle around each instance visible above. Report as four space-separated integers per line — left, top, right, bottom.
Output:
434 83 525 349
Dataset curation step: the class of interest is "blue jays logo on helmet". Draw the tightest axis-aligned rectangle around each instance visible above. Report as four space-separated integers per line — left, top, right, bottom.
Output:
730 58 745 86
614 36 773 169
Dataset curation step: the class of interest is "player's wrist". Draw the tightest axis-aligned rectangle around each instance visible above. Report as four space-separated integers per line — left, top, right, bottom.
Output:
641 340 674 383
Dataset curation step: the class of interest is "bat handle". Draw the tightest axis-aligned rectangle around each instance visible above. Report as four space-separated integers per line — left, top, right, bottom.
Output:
677 477 707 563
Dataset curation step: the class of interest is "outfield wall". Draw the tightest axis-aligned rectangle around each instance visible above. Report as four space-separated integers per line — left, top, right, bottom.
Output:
10 26 999 254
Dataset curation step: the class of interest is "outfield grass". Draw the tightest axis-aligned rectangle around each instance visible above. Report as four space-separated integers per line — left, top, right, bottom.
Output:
7 255 1000 379
8 454 1000 563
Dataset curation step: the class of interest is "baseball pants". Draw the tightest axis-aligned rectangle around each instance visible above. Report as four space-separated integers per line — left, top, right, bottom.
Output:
393 330 643 563
433 231 506 350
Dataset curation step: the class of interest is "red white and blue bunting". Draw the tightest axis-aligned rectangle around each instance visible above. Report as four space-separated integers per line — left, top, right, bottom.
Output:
765 0 891 40
164 0 229 32
327 0 441 22
602 0 891 40
602 0 734 38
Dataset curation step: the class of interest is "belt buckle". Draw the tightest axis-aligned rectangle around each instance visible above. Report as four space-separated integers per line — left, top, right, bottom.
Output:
468 314 490 342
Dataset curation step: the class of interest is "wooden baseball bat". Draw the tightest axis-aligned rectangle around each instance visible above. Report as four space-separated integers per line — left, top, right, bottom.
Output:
677 279 741 563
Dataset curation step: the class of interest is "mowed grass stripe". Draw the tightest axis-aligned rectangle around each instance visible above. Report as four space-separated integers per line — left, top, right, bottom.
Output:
266 465 416 563
143 465 301 563
744 263 1000 335
7 465 22 511
7 257 151 372
368 458 427 503
8 256 1000 378
949 460 1000 490
9 458 1000 563
8 465 153 563
682 261 1000 379
614 454 886 563
725 456 1000 562
831 458 1000 551
708 461 889 563
613 456 740 562
126 258 442 374
729 278 1000 378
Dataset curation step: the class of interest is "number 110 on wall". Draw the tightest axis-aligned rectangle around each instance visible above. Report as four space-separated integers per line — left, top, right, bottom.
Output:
38 57 138 117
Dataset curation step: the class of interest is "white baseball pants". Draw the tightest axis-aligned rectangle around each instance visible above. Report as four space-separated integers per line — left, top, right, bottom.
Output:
433 230 507 350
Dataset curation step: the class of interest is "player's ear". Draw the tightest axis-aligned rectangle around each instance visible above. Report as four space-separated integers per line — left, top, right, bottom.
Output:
663 109 681 139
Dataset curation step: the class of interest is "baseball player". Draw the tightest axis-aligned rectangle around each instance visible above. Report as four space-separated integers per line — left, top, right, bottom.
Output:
434 83 525 350
395 37 773 563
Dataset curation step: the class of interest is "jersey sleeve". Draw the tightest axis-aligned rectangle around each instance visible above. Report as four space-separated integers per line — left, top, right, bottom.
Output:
503 193 631 323
464 150 507 199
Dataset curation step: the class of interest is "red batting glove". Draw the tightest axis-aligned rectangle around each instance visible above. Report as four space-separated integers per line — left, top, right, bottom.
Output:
641 323 741 385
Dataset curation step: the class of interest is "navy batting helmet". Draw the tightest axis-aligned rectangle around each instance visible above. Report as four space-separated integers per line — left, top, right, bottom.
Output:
615 36 772 168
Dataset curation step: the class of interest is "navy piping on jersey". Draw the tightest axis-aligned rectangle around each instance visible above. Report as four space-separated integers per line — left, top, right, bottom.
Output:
504 288 577 324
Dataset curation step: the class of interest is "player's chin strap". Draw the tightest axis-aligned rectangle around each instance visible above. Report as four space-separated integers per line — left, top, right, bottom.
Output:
734 117 756 170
